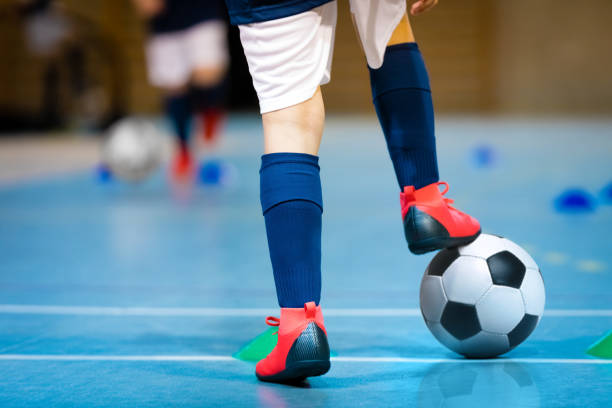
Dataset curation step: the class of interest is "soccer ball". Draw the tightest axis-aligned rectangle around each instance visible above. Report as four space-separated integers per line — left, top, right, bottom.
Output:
419 234 545 358
103 117 163 182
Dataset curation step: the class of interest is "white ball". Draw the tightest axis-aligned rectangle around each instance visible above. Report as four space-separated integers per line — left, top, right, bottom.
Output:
103 118 163 182
420 233 545 358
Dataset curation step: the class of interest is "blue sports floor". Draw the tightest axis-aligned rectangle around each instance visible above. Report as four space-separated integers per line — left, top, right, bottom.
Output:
1 116 611 407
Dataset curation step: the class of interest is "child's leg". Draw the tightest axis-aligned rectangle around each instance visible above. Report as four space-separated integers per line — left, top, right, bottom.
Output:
191 81 227 145
165 90 195 178
190 69 227 145
164 90 191 155
186 20 229 145
145 31 194 177
237 3 336 382
351 3 480 253
369 14 439 190
261 88 324 308
238 2 335 309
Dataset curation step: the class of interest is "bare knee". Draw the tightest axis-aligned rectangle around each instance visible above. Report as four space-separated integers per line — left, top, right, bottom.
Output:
262 88 325 155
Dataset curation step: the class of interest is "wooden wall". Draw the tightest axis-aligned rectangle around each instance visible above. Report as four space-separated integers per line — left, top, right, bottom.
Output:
0 0 157 116
1 0 611 116
494 0 612 114
325 0 496 112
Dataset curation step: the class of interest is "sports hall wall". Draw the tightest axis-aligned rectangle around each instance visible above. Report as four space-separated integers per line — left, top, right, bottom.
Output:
0 0 611 117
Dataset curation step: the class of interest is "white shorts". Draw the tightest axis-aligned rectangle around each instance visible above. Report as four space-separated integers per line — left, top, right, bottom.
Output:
238 0 406 113
146 21 229 89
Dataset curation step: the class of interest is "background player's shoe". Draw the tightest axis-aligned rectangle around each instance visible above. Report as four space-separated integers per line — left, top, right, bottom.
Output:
171 146 195 180
401 181 481 254
256 301 330 383
200 109 224 145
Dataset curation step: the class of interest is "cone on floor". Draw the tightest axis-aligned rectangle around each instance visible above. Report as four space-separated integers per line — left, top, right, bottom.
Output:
586 330 612 359
234 327 336 362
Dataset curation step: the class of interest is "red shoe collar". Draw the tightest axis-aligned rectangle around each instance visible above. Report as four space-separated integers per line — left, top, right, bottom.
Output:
265 302 324 335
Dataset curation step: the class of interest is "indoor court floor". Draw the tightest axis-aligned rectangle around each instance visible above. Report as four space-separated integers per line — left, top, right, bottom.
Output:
1 116 611 407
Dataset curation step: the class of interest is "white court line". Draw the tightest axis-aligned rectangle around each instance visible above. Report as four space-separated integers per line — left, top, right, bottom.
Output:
0 305 611 317
0 354 610 364
332 357 612 364
0 355 235 362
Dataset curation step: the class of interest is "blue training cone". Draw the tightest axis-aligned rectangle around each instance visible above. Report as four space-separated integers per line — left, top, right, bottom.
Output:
198 160 223 185
470 144 497 168
554 188 596 213
198 159 237 187
95 163 113 183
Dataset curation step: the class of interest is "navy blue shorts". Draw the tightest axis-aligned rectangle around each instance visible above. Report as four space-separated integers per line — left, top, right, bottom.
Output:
224 0 333 25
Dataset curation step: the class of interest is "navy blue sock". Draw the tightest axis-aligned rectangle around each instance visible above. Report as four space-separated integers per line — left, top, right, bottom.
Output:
164 94 192 150
369 42 439 190
260 153 322 308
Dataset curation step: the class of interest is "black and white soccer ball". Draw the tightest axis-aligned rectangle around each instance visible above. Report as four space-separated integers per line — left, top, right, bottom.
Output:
420 234 545 358
103 117 164 182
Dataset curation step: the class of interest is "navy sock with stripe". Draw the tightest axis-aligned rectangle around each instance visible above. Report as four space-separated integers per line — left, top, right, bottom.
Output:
260 153 322 308
369 42 439 190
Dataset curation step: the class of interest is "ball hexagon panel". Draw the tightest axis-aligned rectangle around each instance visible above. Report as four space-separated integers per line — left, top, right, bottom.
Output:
441 301 481 340
458 234 507 259
442 257 492 304
476 286 525 334
520 268 546 316
508 314 540 348
499 238 538 270
460 331 510 358
420 275 447 323
425 321 464 355
486 251 526 289
427 248 460 276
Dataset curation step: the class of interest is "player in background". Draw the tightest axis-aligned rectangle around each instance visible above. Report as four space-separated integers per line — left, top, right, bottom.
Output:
132 0 228 180
226 0 482 383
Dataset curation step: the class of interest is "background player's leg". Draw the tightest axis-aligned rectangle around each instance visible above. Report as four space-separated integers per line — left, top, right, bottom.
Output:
163 87 193 177
145 29 194 179
186 21 230 145
191 66 227 145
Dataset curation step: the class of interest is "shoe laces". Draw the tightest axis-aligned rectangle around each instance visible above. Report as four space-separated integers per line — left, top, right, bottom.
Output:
265 316 280 335
437 181 455 206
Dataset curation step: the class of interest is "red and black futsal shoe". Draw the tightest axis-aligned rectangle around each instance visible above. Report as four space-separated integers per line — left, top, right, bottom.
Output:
401 181 481 255
256 301 330 383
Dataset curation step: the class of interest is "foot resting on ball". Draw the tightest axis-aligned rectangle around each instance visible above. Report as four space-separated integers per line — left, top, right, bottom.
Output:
401 181 481 255
256 301 330 383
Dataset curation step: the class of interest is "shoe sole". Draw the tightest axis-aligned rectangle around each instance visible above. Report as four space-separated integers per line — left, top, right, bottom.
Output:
256 360 331 384
409 229 481 255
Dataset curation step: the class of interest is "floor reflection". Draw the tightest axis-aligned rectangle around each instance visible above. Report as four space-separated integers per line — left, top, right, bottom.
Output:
417 362 540 407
